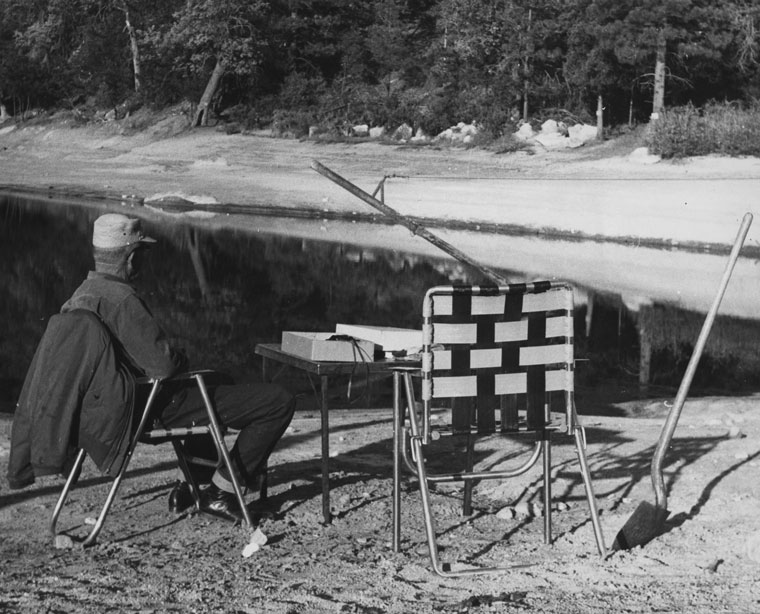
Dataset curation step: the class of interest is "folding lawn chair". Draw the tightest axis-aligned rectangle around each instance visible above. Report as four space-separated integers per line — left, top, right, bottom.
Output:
392 281 606 576
46 312 256 546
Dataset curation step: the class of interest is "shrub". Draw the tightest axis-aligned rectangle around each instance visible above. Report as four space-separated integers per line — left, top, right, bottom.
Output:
647 101 760 158
271 108 315 138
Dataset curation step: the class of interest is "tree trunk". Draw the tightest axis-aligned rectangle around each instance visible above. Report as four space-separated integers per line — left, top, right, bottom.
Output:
122 3 142 94
651 28 667 121
596 95 603 140
193 58 225 127
522 8 532 122
0 89 8 122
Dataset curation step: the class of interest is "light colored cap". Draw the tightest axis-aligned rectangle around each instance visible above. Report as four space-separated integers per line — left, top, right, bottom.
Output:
92 214 156 249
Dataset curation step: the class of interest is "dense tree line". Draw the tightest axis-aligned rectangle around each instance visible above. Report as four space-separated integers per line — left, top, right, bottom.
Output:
1 0 758 136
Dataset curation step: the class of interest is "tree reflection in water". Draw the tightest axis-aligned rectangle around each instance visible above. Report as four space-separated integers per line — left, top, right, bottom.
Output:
0 196 460 410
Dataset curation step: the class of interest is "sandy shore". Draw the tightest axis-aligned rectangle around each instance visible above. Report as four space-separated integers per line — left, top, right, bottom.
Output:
2 120 760 249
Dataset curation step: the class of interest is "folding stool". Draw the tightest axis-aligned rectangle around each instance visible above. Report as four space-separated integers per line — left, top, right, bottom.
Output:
50 371 254 546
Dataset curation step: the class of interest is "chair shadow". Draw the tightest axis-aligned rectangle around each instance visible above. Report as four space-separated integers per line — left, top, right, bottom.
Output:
2 412 741 552
0 460 179 511
380 423 735 556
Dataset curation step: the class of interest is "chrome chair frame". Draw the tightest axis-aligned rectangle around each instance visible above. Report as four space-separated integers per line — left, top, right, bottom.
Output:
392 282 606 576
50 370 254 546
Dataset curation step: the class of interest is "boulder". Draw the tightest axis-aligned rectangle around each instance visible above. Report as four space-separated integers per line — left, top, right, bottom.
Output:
460 123 478 136
434 122 479 144
568 123 599 148
411 127 429 143
534 131 569 149
540 119 560 134
629 146 661 165
514 122 534 141
351 124 369 137
392 123 413 141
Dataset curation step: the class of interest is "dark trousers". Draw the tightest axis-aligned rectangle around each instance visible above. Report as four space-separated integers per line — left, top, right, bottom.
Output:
158 382 295 490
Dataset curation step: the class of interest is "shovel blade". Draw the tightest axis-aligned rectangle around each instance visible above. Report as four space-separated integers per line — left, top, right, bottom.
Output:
610 501 669 551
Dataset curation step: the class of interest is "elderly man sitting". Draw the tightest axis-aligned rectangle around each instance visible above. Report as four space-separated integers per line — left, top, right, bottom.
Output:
8 213 295 522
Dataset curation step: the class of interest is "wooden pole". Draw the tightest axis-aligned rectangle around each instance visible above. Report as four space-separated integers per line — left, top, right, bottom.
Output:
311 160 508 284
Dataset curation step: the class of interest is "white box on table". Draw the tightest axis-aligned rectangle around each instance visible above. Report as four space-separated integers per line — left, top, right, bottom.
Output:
281 331 375 362
334 324 421 353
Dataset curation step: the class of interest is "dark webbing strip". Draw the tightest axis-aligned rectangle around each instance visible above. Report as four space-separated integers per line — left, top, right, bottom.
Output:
500 293 524 430
476 319 495 345
451 292 472 319
452 397 474 432
532 280 553 293
451 347 470 374
504 293 523 321
526 367 546 429
449 291 474 430
501 395 519 431
527 311 547 341
478 285 500 296
473 313 498 432
526 312 548 429
476 372 496 433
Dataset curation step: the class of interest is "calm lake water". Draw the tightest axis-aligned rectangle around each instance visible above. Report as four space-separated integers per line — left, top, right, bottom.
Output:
3 190 760 413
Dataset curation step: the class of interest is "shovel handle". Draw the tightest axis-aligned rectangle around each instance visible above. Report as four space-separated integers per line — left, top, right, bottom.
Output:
651 212 753 509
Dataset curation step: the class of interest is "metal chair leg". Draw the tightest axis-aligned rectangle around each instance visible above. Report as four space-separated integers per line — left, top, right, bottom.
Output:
543 431 552 545
193 373 254 530
80 379 164 546
403 373 515 577
573 426 607 556
463 431 475 517
50 448 87 538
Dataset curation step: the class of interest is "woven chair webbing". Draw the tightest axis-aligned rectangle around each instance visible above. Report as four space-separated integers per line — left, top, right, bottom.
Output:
422 283 573 434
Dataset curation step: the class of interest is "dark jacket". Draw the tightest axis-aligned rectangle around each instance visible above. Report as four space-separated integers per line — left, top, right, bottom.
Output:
7 272 186 489
7 309 134 488
61 272 185 379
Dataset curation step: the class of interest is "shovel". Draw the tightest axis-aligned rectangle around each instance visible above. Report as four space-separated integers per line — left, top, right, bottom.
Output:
611 212 753 551
310 160 509 284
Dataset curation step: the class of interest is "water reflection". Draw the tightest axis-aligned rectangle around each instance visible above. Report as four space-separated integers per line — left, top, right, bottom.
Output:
2 192 760 414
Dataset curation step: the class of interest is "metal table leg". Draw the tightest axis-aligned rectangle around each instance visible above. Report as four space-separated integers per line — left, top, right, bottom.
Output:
392 371 402 552
320 374 331 523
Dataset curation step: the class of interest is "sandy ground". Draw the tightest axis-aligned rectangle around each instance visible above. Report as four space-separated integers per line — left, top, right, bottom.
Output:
1 117 760 612
1 397 760 613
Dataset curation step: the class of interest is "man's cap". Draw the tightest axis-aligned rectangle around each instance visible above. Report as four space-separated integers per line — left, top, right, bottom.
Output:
92 213 156 249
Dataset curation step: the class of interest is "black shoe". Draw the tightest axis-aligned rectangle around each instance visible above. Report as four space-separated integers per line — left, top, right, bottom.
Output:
168 481 196 514
199 484 244 523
